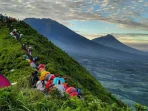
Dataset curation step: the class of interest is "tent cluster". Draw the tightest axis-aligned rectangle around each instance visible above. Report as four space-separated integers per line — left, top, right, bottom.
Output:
22 44 81 98
0 14 82 98
34 64 81 97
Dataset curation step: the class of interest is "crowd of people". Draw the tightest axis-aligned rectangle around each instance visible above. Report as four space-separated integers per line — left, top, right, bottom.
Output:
1 14 82 98
22 43 81 98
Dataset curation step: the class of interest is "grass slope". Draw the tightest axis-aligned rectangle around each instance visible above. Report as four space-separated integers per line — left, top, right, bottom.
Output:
0 19 130 111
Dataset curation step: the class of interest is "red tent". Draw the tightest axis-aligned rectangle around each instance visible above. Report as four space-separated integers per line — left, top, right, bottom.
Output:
0 74 10 88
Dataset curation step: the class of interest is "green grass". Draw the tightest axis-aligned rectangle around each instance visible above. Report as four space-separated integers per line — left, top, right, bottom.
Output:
0 18 133 111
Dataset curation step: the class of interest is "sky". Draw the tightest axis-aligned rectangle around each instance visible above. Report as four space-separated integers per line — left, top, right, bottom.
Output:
0 0 148 51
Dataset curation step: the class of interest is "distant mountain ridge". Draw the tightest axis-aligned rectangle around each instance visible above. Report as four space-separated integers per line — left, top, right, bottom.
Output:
24 18 148 61
92 34 148 55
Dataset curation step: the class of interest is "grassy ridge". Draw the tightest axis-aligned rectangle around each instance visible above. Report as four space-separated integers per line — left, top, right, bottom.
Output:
0 19 131 111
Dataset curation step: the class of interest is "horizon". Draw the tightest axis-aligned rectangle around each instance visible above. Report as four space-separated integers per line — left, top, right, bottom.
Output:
1 0 148 51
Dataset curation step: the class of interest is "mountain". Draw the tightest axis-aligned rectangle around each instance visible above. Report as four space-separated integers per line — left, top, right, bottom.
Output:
0 15 130 110
92 34 148 55
23 18 103 56
24 18 148 61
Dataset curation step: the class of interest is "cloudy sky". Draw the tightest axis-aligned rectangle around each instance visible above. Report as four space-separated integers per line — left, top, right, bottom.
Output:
1 0 148 51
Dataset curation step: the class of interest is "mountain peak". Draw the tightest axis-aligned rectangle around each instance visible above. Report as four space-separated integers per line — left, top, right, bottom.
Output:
102 34 116 40
92 34 148 55
93 34 117 42
106 34 115 38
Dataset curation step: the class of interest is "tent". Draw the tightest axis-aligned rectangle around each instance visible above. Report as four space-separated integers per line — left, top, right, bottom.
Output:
0 74 10 88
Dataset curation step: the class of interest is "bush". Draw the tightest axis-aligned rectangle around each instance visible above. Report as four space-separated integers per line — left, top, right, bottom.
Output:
135 103 147 111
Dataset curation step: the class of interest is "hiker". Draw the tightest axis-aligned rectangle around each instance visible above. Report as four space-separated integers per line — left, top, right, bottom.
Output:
54 80 65 96
77 88 82 98
22 43 27 50
29 71 39 88
15 31 20 40
11 29 22 40
36 76 47 91
12 29 17 36
29 56 37 68
19 33 23 40
37 64 51 80
10 32 15 38
33 56 38 64
23 54 29 60
26 46 32 56
14 31 22 40
38 65 46 75
10 29 17 38
23 55 36 68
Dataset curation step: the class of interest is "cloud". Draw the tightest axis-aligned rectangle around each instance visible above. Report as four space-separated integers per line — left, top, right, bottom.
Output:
126 43 148 51
0 0 148 31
